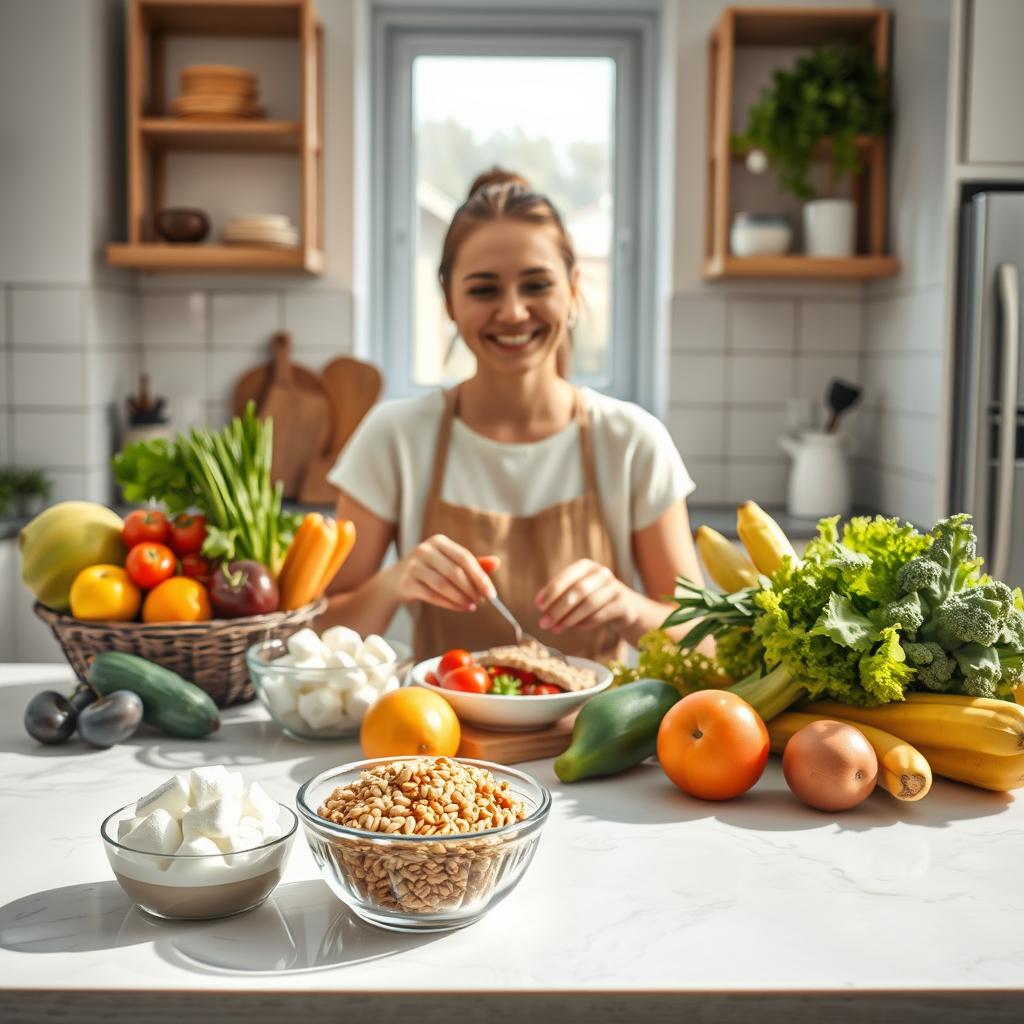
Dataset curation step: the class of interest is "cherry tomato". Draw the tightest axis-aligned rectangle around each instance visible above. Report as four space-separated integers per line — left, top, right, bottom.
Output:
168 513 206 556
179 552 213 588
488 665 537 687
442 665 492 694
522 682 562 696
125 542 176 590
425 670 441 686
477 555 500 575
122 509 170 549
438 649 474 680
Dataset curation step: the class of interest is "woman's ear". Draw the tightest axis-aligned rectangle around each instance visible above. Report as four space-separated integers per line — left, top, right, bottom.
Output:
569 266 581 304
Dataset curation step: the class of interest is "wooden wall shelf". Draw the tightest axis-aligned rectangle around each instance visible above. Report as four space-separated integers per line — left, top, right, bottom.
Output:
107 0 324 275
704 7 900 282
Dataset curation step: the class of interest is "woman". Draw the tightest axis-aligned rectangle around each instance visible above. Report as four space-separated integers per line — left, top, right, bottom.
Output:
324 169 704 661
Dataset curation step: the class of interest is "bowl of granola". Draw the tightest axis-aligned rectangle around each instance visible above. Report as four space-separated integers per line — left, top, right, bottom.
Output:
296 756 551 932
410 641 612 731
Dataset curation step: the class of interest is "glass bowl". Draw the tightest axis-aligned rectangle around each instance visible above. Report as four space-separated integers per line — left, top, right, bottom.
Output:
295 757 551 932
101 801 297 920
247 638 406 741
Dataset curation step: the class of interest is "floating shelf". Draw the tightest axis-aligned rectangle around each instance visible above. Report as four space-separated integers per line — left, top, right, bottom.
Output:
107 243 324 274
702 254 901 281
140 118 304 152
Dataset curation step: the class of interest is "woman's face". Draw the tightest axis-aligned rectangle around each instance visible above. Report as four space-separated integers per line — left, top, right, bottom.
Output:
446 218 577 377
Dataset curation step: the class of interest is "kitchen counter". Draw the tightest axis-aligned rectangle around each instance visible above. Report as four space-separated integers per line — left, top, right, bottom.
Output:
2 665 1022 1024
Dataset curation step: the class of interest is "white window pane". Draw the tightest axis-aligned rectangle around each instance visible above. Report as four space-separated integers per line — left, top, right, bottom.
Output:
412 56 616 387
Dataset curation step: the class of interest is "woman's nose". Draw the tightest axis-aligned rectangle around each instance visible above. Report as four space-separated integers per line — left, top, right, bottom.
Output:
496 291 528 323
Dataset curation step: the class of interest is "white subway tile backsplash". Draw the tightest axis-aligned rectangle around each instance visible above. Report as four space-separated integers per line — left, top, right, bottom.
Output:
795 354 862 406
799 301 862 354
727 353 794 403
86 348 142 410
671 295 726 351
209 350 265 406
89 288 139 348
283 292 353 353
204 400 232 429
726 459 788 506
865 290 944 356
12 411 86 467
0 408 9 462
729 299 796 353
141 349 209 406
862 352 943 417
669 352 726 403
85 408 117 466
211 292 280 349
727 406 790 460
666 406 728 460
11 288 84 348
0 289 6 348
685 459 728 505
13 586 63 662
11 350 85 408
141 292 207 349
874 466 939 527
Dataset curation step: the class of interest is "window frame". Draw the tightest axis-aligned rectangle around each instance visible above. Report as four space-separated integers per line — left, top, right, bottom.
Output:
370 5 661 408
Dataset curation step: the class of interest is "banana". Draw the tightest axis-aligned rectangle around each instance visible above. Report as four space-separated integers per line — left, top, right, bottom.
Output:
916 745 1024 792
768 711 931 801
804 700 1024 758
695 525 759 592
736 501 798 576
902 692 1024 716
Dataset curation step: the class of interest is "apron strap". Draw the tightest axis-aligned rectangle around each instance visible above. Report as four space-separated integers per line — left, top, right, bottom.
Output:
574 388 601 502
426 387 459 502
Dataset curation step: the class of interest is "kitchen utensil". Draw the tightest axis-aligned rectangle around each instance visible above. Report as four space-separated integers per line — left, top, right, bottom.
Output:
155 207 210 244
297 356 384 505
824 378 863 432
258 332 333 497
296 757 551 932
779 431 852 518
487 590 569 664
409 654 612 731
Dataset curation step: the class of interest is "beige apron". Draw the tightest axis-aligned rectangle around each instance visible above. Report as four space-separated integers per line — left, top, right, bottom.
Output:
413 385 623 664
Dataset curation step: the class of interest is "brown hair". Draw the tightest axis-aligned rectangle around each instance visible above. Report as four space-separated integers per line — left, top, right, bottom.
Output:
438 167 578 299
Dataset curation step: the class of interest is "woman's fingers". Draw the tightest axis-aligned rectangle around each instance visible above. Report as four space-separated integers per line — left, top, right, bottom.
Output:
538 561 612 631
535 559 595 614
433 535 496 600
411 561 477 611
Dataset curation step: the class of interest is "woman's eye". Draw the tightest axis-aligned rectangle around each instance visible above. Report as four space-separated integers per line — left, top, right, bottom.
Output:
524 281 552 292
467 287 496 297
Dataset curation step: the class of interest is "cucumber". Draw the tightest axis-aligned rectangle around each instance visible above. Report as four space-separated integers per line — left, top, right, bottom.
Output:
554 679 681 783
88 652 220 738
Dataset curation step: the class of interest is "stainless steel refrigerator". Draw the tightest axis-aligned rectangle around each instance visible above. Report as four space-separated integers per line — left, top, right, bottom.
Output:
951 190 1024 586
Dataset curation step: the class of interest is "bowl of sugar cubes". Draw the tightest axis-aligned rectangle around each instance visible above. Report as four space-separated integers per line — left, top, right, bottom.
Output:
246 626 407 740
101 765 296 920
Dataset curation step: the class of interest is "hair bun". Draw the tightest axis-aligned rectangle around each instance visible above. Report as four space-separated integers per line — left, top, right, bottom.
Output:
466 167 530 200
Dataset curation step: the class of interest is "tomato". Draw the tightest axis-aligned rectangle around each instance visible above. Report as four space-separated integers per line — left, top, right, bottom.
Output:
477 555 500 575
488 665 537 687
522 682 562 696
360 688 460 758
69 565 141 622
656 690 769 801
122 509 170 549
442 665 493 694
142 577 212 624
179 553 213 587
125 542 176 590
168 513 206 556
438 648 474 680
425 670 440 686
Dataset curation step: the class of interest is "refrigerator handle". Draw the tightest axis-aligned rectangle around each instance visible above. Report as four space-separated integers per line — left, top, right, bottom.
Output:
991 263 1020 580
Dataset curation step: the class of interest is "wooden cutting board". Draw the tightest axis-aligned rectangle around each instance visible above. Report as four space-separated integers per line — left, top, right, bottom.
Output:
297 356 384 505
233 332 333 498
456 711 578 765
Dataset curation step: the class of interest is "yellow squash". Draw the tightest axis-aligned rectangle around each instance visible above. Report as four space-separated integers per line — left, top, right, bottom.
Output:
695 525 759 592
736 501 798 576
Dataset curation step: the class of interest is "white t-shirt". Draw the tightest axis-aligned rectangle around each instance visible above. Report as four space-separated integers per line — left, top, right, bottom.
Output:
327 387 696 585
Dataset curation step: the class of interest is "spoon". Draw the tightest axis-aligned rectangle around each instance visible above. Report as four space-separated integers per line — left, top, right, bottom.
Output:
825 378 862 433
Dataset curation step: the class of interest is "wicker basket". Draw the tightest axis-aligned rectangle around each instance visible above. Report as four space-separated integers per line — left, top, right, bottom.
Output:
35 599 327 707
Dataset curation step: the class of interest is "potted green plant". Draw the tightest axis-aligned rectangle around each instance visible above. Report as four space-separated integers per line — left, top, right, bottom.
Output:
731 43 890 257
0 470 14 520
13 467 53 517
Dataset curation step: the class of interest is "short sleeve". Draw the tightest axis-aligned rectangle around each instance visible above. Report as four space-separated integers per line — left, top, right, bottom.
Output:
326 403 401 523
630 412 696 531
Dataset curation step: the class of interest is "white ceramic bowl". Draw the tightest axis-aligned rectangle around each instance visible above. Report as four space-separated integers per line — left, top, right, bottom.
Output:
409 653 612 731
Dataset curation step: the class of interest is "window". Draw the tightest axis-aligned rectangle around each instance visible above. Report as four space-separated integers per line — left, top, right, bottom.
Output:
372 7 660 406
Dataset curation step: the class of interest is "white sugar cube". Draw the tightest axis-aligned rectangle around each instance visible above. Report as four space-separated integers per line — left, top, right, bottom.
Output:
216 821 264 854
321 625 363 657
117 816 141 841
175 835 222 857
135 773 190 821
381 675 400 695
328 666 368 693
183 795 243 838
242 813 281 840
343 683 380 722
328 650 358 670
357 634 396 667
122 809 182 856
260 672 298 717
287 628 329 661
188 765 242 808
243 781 279 825
297 687 344 731
366 663 398 691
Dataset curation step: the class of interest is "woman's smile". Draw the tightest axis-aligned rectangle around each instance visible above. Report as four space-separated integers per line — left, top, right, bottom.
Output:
485 326 545 349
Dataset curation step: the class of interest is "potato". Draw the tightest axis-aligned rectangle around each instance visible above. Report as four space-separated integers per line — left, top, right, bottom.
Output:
783 720 878 812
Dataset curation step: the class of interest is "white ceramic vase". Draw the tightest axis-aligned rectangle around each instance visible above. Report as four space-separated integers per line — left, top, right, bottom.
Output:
803 199 855 257
779 431 851 519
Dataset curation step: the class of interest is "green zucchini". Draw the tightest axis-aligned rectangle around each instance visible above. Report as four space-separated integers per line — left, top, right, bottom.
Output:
88 652 220 738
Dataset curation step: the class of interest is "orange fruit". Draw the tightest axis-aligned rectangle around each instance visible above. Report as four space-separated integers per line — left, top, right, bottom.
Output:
69 565 141 621
360 687 461 758
142 576 212 623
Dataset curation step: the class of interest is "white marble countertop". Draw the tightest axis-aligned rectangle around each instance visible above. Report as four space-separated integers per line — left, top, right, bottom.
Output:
2 664 1023 1024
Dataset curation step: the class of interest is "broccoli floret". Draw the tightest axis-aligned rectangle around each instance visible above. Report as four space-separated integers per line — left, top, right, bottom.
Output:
997 608 1024 650
953 643 1002 698
928 582 1015 648
897 557 943 599
904 640 957 691
870 592 926 636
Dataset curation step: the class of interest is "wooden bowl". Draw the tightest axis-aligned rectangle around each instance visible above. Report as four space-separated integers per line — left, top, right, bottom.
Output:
155 207 210 244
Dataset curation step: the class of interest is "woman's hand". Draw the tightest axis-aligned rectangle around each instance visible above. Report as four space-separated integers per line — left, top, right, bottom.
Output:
535 559 641 636
393 534 497 613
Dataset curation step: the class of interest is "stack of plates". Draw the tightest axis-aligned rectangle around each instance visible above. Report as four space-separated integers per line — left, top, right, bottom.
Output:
171 64 264 120
222 215 299 249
